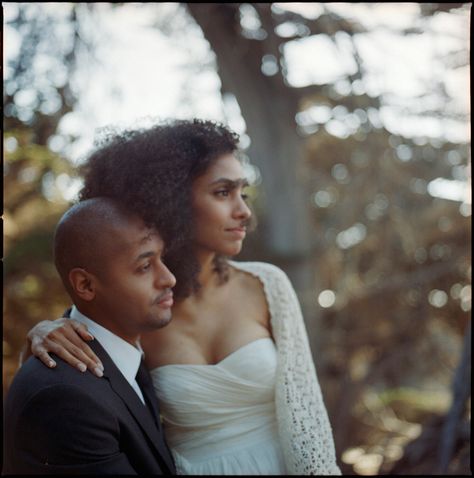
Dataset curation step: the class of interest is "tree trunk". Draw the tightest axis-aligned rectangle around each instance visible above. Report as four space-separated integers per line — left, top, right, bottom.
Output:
437 320 471 473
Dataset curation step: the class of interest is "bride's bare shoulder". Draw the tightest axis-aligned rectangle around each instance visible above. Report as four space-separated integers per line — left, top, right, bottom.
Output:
229 263 263 292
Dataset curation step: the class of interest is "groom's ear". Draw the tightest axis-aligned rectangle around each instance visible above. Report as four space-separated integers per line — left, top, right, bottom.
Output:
69 268 97 301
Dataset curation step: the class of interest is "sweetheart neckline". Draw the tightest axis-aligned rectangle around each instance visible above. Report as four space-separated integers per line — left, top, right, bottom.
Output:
150 337 274 372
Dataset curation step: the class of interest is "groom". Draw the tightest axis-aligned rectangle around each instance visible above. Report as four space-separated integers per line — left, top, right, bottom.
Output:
3 198 177 474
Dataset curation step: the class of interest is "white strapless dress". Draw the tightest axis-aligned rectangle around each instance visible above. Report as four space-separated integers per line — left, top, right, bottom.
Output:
149 338 287 475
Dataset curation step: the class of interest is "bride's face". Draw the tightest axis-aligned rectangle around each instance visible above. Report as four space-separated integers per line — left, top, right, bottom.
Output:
191 153 251 257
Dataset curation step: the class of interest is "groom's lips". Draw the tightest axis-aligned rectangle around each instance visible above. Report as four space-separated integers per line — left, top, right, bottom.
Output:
155 291 174 308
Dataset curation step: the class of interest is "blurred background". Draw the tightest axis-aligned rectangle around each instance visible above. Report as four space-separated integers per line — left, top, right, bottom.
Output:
3 3 471 475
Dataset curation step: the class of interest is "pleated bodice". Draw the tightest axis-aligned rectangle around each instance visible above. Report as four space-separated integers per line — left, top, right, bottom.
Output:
150 338 286 475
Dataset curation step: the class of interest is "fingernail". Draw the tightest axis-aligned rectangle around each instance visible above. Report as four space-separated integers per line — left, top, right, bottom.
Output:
94 367 103 377
77 363 87 372
87 334 94 340
97 363 104 371
48 361 56 368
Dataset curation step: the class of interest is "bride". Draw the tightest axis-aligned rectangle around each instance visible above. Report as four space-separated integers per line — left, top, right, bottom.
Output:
23 119 341 475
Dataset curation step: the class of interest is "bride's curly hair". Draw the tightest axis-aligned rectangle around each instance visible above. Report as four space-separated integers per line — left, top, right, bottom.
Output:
79 118 242 299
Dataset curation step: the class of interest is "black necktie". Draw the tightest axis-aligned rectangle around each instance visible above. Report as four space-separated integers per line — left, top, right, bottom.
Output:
135 360 176 473
135 360 160 426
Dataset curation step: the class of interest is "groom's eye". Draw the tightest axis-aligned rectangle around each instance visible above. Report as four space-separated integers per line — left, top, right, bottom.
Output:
137 262 151 273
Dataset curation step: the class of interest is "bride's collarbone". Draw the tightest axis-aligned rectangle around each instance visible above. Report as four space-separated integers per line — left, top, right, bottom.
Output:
173 292 267 330
175 303 270 343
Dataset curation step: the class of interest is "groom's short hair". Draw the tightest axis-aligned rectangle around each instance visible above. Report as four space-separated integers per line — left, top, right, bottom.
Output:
53 197 137 297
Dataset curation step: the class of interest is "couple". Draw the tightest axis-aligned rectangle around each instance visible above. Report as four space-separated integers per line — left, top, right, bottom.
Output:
4 119 341 475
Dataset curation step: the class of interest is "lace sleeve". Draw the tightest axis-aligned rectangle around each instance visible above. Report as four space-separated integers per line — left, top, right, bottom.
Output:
232 261 341 475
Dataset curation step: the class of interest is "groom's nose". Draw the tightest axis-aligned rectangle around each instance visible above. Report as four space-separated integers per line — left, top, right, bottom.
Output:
154 261 176 290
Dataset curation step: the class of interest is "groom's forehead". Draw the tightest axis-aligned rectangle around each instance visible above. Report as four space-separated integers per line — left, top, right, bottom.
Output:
100 221 165 258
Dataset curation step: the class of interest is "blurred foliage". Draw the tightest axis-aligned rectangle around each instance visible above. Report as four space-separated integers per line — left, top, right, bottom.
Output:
3 127 77 396
3 4 86 396
3 3 471 476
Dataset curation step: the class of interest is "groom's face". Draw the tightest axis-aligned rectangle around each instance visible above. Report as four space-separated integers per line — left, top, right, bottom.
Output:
92 216 176 343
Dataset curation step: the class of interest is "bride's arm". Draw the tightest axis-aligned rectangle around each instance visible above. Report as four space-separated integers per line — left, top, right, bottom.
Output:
21 318 104 377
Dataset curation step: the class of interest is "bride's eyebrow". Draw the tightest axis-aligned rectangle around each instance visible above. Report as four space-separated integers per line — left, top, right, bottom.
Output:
209 178 249 188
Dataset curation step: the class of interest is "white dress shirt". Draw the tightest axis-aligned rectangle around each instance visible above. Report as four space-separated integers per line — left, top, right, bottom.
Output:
70 305 145 404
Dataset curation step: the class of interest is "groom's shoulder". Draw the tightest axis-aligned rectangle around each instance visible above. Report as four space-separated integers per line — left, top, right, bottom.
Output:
7 354 105 408
4 356 120 452
20 353 99 384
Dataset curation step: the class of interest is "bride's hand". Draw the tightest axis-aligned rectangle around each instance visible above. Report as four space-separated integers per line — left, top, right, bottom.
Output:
26 318 104 377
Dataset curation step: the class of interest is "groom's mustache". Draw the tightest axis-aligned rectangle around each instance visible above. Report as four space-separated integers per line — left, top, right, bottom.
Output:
152 289 173 305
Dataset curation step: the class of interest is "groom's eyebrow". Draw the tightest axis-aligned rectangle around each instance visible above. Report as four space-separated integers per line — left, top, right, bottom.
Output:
134 233 164 262
135 251 155 262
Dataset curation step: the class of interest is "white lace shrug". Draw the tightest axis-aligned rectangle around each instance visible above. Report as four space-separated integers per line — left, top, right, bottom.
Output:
230 261 341 475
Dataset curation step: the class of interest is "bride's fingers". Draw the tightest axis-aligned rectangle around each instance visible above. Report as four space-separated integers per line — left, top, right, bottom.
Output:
31 335 103 377
68 319 95 342
45 337 104 377
33 344 58 369
27 318 104 376
59 324 104 373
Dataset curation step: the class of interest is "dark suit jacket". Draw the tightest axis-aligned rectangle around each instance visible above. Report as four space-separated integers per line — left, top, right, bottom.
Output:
2 339 176 475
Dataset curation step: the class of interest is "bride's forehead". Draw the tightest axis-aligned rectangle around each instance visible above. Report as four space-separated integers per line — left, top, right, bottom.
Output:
204 154 244 177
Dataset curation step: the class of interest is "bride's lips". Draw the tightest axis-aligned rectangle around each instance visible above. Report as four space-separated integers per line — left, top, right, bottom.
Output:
226 227 246 239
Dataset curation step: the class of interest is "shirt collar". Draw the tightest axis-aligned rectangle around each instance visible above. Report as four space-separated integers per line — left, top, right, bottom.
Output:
70 305 144 385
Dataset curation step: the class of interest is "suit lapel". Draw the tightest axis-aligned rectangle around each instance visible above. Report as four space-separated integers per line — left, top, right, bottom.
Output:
88 340 175 473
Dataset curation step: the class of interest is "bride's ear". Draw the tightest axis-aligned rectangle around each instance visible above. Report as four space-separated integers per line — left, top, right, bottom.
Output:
69 268 97 301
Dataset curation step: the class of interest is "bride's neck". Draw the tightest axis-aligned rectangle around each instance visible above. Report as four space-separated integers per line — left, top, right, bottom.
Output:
196 250 218 290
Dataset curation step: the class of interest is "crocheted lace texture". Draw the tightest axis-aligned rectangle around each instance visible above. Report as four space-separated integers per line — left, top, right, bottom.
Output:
231 261 341 475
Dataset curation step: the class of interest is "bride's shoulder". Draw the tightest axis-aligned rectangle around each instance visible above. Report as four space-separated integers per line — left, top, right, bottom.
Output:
229 260 290 284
